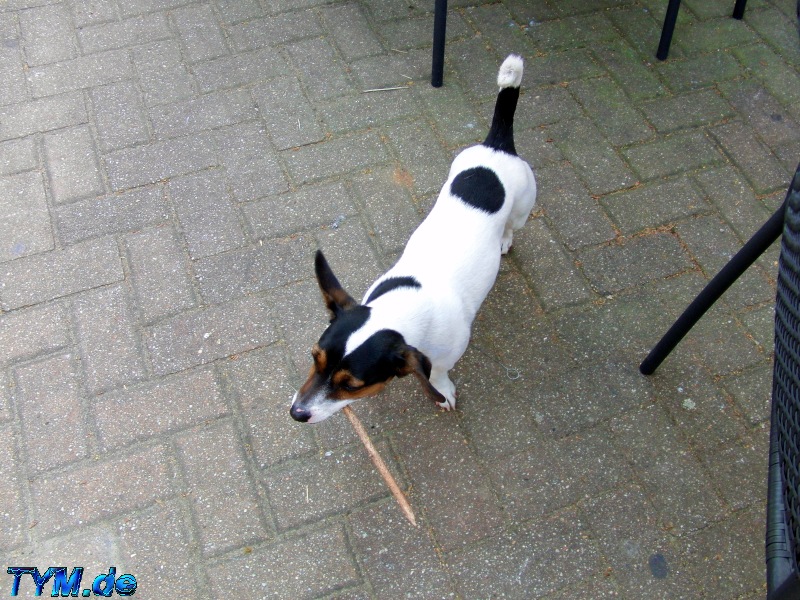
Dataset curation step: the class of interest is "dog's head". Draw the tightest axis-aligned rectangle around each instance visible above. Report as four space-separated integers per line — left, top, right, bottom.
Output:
289 251 444 423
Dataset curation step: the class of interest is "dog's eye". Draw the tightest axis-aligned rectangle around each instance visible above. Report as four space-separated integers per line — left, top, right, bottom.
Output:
341 382 363 393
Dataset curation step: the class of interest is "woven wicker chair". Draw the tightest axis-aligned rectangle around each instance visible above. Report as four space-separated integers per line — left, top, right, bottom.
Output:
640 165 800 598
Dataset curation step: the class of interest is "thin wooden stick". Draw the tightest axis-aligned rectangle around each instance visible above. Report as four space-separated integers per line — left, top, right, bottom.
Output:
342 405 418 527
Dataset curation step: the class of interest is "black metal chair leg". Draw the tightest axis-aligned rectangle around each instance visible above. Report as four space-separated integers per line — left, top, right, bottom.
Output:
431 0 448 87
639 202 785 375
657 0 682 60
733 0 747 20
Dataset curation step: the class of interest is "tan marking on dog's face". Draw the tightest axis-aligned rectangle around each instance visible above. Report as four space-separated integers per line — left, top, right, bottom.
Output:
311 344 327 372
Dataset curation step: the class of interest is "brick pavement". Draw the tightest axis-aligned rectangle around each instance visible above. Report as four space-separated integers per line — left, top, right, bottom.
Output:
0 0 798 597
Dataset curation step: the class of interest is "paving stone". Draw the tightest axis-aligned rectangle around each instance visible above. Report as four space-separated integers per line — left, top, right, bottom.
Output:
320 3 383 61
224 345 316 467
610 405 725 534
149 89 256 140
14 353 87 473
527 11 618 51
719 80 800 148
105 132 218 191
117 502 201 600
549 117 636 195
0 371 11 423
176 420 269 555
682 506 765 596
213 122 289 202
0 426 26 549
710 120 790 194
531 359 650 438
192 47 288 93
264 439 403 530
88 81 150 152
578 233 693 295
146 296 278 375
0 92 87 141
55 185 169 245
392 418 504 550
78 12 172 53
208 525 359 598
693 165 774 240
651 361 747 454
383 119 450 196
125 225 196 324
417 83 482 147
352 167 421 255
700 430 768 511
524 48 605 87
193 235 310 304
735 41 800 108
0 236 123 310
489 425 632 521
228 9 322 51
720 364 771 425
515 83 583 128
284 130 390 185
71 0 119 26
0 137 38 176
656 51 742 93
0 43 27 109
448 508 603 598
73 284 146 395
675 215 775 309
268 278 332 370
536 164 617 249
602 176 708 235
172 3 228 62
746 5 800 62
95 367 227 450
132 41 196 107
641 88 735 132
583 484 696 598
43 125 104 204
0 171 53 262
465 4 537 59
27 48 131 97
252 75 325 150
349 500 454 598
0 302 70 365
568 77 653 146
243 181 356 240
622 130 723 180
156 153 238 236
592 37 667 101
287 37 355 101
682 306 765 375
19 4 77 66
30 445 173 535
116 0 193 18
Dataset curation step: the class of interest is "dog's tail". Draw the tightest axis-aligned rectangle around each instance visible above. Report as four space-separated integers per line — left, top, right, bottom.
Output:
483 54 523 155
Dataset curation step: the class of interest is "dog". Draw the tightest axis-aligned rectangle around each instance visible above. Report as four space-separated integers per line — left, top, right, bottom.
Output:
290 54 537 423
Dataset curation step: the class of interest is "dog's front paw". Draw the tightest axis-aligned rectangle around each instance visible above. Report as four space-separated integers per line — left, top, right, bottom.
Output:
432 375 457 411
437 395 456 411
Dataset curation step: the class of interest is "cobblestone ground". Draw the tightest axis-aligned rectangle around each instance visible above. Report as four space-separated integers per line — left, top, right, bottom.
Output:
1 0 799 597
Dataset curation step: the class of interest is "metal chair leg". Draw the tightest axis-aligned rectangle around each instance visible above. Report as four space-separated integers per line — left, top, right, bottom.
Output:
733 0 747 20
431 0 448 87
657 0 682 60
639 202 785 375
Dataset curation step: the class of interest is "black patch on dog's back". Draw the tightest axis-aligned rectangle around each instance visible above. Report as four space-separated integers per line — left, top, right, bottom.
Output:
365 277 421 305
450 166 505 214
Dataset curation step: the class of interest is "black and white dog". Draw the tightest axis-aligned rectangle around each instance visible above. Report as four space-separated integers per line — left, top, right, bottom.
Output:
290 54 537 423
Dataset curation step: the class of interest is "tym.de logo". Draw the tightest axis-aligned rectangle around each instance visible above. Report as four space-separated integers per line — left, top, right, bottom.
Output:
6 567 136 597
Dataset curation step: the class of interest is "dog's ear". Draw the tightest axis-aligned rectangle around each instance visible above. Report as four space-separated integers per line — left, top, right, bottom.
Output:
315 250 358 317
395 345 447 404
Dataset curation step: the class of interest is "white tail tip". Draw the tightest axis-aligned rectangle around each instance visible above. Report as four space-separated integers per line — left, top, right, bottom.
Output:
497 54 523 89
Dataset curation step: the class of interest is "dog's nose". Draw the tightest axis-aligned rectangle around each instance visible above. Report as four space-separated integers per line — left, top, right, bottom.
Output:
289 404 311 422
